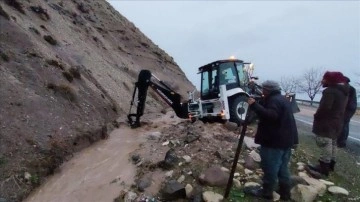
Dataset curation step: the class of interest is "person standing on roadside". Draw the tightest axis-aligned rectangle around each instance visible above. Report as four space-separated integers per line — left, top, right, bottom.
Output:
307 71 349 177
337 76 357 148
245 80 298 201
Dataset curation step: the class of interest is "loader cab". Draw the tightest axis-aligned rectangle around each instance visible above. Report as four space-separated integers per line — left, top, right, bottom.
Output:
199 59 250 100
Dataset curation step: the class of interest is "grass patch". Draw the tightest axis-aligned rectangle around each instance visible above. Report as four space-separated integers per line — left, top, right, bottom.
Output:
0 50 10 62
46 59 64 70
69 67 81 79
47 83 77 102
0 5 10 20
293 133 360 201
5 0 25 14
62 71 73 82
43 35 58 46
0 156 7 166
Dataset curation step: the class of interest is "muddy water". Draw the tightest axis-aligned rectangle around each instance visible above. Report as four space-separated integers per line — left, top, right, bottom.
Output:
24 125 147 202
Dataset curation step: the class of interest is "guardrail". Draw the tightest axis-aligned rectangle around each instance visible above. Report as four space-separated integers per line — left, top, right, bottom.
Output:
296 99 319 107
296 99 360 110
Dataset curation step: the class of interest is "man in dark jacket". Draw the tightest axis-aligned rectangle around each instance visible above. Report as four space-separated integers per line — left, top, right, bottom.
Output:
246 80 298 200
337 77 357 148
308 71 349 176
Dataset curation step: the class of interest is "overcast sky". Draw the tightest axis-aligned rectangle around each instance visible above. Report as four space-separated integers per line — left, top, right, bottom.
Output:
108 1 359 90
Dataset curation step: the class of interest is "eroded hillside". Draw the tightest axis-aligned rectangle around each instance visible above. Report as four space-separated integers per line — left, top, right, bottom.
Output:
0 0 194 200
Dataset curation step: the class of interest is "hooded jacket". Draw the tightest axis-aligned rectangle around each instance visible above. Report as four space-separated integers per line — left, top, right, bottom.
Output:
250 90 299 148
312 84 349 139
344 84 357 122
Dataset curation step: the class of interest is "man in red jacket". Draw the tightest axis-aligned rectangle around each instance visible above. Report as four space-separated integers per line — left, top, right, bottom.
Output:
308 71 349 176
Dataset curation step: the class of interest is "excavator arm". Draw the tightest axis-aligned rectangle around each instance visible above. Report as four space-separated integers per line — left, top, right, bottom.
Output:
127 70 189 128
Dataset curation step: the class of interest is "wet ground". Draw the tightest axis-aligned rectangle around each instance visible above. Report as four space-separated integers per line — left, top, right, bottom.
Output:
24 124 146 202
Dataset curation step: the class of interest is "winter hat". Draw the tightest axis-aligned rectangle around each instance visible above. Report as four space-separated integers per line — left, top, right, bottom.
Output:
322 71 346 84
261 80 281 91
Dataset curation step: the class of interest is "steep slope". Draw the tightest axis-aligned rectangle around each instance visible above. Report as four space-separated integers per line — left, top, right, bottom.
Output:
0 0 194 200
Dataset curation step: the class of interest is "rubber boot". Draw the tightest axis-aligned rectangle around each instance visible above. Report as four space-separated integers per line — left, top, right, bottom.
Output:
244 184 273 200
279 183 291 201
318 160 331 176
329 160 336 172
308 160 330 176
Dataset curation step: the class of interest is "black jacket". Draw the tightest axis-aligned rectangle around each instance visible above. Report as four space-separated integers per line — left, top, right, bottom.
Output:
344 85 357 122
250 91 298 148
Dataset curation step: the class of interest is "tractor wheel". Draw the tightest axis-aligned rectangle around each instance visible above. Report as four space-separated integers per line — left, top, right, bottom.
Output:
229 95 249 125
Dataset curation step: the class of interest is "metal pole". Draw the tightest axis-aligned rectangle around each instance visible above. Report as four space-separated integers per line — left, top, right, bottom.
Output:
224 120 248 198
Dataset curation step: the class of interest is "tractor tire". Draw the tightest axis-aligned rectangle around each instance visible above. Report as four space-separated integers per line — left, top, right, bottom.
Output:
229 95 250 125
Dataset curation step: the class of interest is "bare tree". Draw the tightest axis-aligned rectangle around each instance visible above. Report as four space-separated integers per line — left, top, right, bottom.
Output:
298 67 324 106
280 76 300 94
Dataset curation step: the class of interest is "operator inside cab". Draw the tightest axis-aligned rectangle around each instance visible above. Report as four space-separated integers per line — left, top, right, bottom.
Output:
219 65 236 85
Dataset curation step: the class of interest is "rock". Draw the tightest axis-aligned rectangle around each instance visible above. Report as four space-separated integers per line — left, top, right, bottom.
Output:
328 186 349 195
24 172 31 180
319 179 334 186
220 167 229 173
244 181 260 187
184 132 200 144
158 148 178 169
177 175 185 183
198 166 229 187
243 136 260 149
233 179 241 188
165 170 173 177
298 171 309 178
131 154 141 164
124 191 137 202
202 191 224 202
170 140 180 146
137 176 152 192
162 140 170 146
273 191 280 201
185 184 193 198
183 155 192 163
244 155 257 170
236 163 244 171
302 176 327 196
291 184 318 202
297 162 306 166
161 180 186 200
297 165 305 171
147 131 162 140
244 168 253 175
249 150 261 162
224 121 238 131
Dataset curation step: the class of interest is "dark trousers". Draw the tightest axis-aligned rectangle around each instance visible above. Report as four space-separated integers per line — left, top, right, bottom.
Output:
337 121 350 146
260 146 292 192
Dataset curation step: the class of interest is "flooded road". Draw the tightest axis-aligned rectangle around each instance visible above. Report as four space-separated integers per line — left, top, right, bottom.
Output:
25 125 147 202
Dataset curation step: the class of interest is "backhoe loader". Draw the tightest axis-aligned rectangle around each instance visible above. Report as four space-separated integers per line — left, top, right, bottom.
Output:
127 58 299 128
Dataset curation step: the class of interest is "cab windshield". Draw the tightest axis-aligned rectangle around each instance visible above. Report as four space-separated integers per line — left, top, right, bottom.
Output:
200 61 249 99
